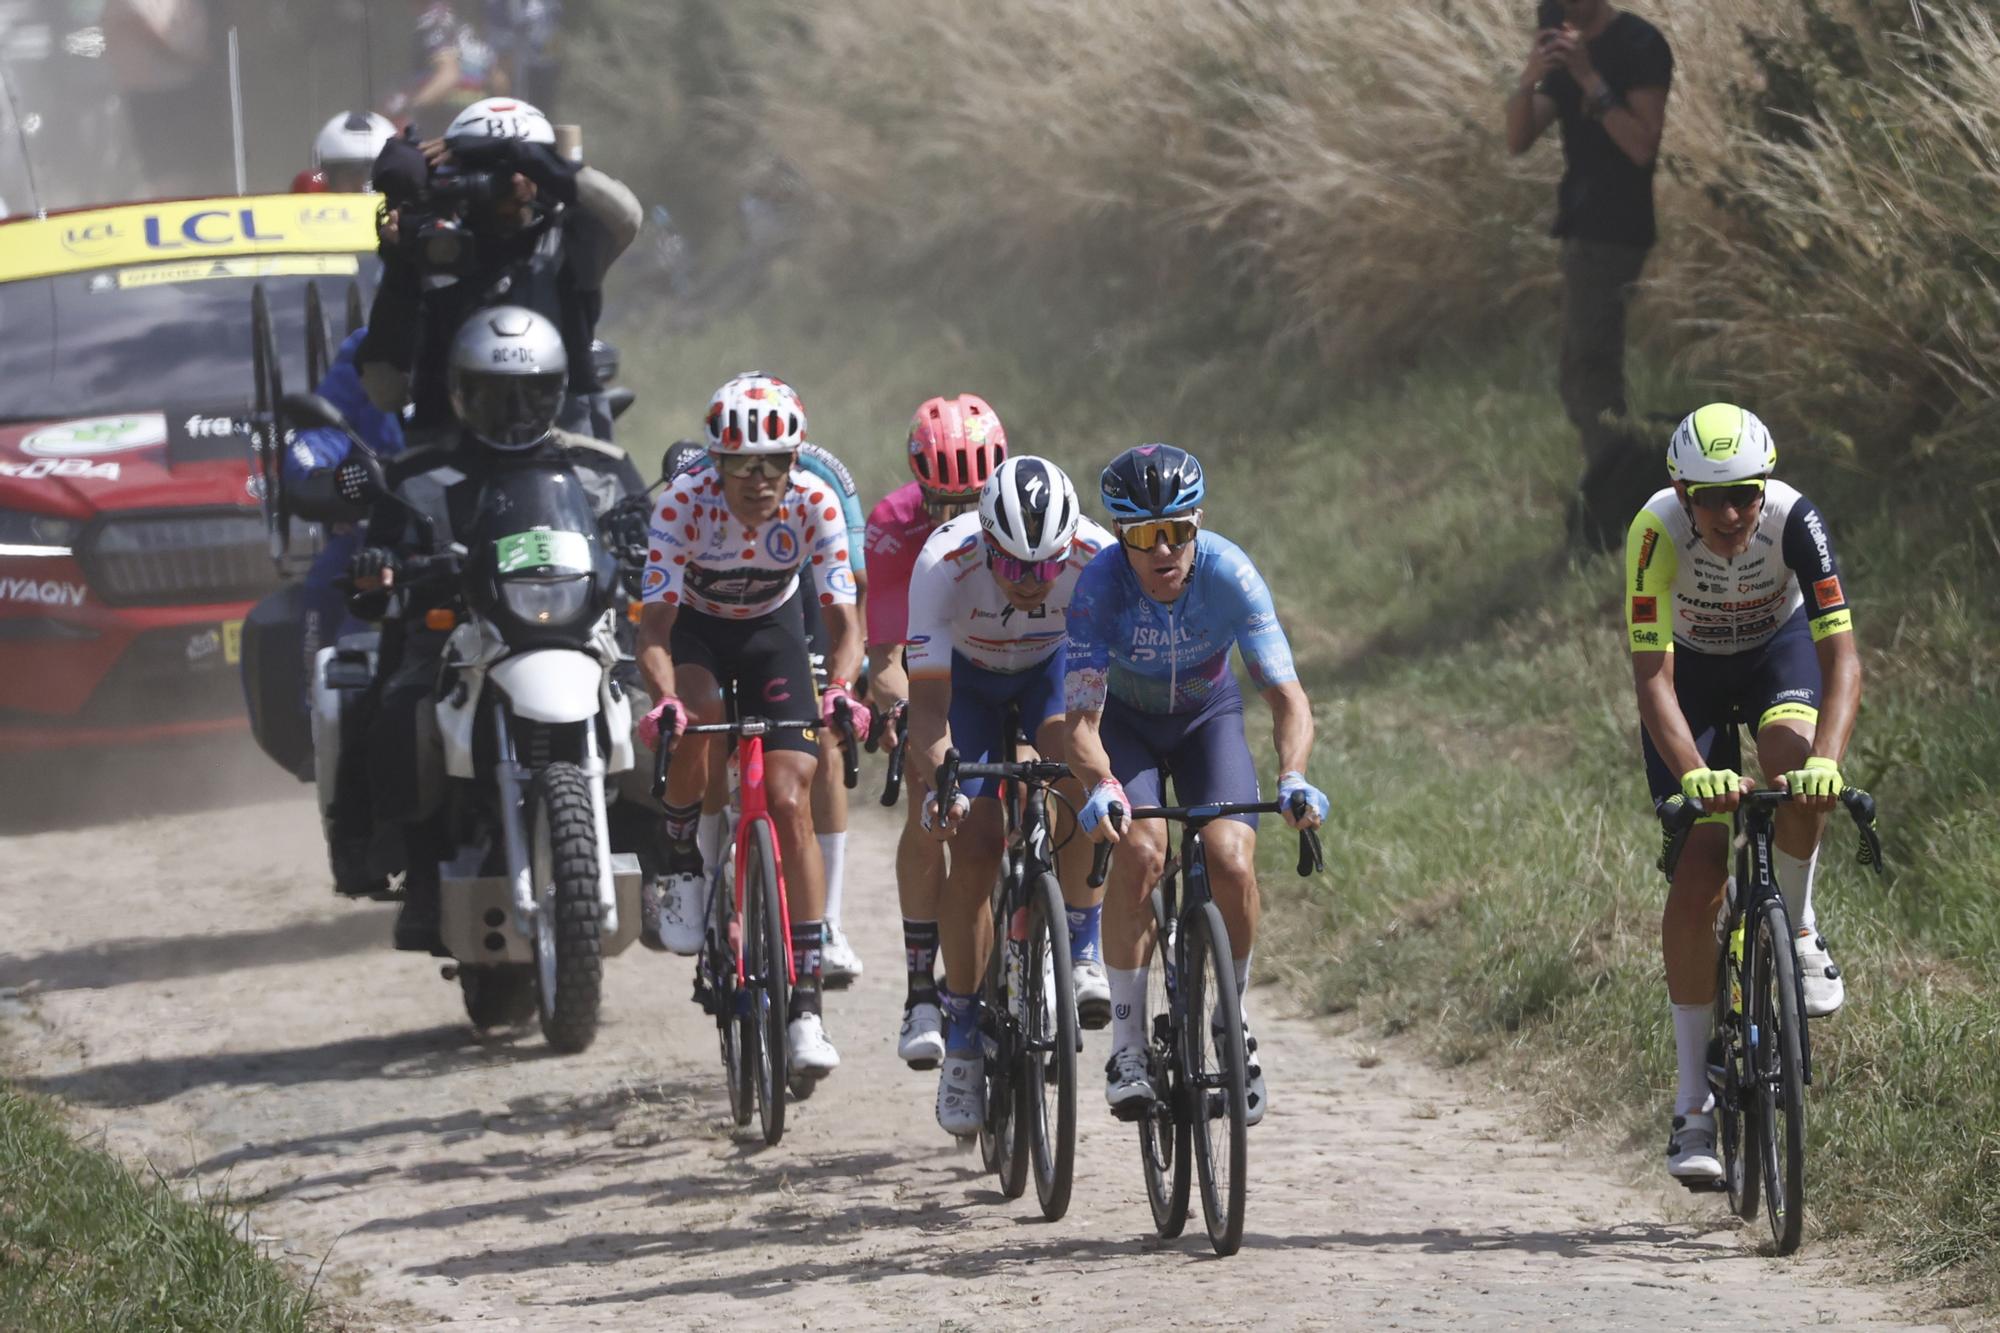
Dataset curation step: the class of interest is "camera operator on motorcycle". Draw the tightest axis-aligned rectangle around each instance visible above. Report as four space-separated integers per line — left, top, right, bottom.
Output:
355 96 640 446
294 110 397 194
340 306 646 951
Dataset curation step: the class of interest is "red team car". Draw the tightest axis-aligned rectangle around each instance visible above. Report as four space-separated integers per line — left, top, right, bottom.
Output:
0 194 375 753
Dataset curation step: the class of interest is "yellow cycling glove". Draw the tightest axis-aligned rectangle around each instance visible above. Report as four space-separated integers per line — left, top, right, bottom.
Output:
1680 767 1742 803
1786 756 1844 799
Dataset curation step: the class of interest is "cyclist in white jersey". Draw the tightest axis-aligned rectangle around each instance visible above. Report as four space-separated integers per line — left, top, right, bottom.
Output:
907 458 1114 1136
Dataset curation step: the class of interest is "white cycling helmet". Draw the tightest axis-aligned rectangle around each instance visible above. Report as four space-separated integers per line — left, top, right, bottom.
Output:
444 97 557 149
705 372 806 454
313 111 395 173
1667 403 1777 486
980 456 1081 562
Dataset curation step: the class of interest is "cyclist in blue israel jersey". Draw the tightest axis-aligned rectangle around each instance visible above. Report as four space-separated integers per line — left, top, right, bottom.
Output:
661 432 871 980
1062 444 1328 1126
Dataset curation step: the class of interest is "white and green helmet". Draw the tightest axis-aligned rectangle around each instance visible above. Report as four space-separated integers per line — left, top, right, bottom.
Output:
1666 403 1776 485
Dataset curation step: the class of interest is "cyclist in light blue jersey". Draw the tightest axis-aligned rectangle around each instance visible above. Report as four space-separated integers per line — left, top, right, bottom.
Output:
1062 444 1328 1127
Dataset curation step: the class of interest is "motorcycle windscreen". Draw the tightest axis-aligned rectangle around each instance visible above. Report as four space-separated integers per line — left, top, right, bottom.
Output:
464 461 609 641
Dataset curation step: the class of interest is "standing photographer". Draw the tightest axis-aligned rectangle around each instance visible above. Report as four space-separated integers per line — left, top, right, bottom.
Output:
356 96 639 444
1505 0 1672 551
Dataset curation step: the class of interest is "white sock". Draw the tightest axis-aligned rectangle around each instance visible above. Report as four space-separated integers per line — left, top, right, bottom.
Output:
1673 1002 1714 1117
1230 953 1253 1030
817 831 846 929
1772 845 1820 934
1108 966 1148 1051
696 810 729 871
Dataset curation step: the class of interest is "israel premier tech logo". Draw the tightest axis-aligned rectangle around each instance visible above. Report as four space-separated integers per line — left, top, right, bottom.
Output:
20 415 168 458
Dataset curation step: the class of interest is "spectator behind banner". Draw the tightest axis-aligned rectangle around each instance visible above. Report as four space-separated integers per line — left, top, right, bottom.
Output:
1504 0 1673 551
381 0 497 139
484 0 564 110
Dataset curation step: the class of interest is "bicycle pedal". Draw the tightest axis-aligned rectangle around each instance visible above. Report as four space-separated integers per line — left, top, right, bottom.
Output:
1678 1175 1729 1194
1109 1097 1155 1124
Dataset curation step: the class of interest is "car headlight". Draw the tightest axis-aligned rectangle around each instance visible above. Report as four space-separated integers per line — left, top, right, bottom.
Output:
500 574 591 625
0 510 82 557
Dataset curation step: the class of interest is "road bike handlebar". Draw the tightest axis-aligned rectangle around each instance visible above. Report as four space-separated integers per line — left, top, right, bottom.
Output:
932 747 1074 821
650 717 819 801
875 701 909 808
1657 786 1883 880
1084 797 1327 889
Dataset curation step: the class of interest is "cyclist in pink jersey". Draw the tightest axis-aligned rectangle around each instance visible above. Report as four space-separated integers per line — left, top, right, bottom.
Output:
863 394 1006 1069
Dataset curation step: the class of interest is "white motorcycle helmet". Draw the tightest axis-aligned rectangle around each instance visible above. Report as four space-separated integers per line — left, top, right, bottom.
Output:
704 372 807 454
447 306 569 452
1666 403 1777 486
980 456 1082 563
313 111 395 188
444 96 557 151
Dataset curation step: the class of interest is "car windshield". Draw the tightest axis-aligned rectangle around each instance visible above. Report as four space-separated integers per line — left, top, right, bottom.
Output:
0 261 375 421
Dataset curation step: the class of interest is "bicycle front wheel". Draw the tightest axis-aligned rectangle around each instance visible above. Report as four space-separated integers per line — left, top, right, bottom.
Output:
979 885 1029 1198
1710 930 1757 1220
1752 900 1807 1254
1185 899 1248 1256
1022 872 1077 1221
711 843 753 1128
743 818 789 1148
1139 885 1190 1239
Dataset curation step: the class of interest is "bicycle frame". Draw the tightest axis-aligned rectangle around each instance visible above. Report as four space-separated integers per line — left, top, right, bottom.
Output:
730 730 795 986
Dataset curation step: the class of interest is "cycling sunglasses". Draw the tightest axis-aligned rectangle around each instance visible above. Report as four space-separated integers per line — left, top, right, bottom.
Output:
987 543 1068 586
714 451 795 480
1686 479 1766 511
1118 515 1200 551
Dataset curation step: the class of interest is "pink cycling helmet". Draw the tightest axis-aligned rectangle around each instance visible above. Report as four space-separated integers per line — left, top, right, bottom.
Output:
907 393 1007 499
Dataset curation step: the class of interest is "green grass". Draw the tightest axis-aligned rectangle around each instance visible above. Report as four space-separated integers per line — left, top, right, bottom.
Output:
0 1085 326 1332
617 290 2000 1303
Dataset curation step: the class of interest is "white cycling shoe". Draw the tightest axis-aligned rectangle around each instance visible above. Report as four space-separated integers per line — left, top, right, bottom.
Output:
1073 958 1112 1030
656 871 708 956
1211 1019 1268 1126
787 1012 840 1078
1667 1111 1724 1183
1794 931 1845 1018
898 999 946 1070
822 924 864 987
936 1054 984 1138
1105 1044 1156 1119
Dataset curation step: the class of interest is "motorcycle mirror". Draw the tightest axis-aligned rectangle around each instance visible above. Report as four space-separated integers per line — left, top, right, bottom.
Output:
591 338 621 386
333 453 388 505
607 387 636 422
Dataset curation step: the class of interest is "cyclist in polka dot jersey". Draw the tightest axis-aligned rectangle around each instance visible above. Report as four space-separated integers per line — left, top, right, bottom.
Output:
637 373 866 1080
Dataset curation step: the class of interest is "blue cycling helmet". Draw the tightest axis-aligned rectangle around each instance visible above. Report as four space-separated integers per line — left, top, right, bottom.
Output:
1100 444 1205 520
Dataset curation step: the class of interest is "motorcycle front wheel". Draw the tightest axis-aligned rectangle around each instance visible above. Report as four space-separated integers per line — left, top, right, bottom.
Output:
530 762 605 1054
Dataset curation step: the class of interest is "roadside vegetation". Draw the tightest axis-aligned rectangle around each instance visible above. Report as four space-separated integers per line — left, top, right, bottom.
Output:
0 1086 326 1331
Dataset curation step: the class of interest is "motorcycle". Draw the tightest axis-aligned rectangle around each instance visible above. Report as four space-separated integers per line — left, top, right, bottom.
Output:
284 391 648 1053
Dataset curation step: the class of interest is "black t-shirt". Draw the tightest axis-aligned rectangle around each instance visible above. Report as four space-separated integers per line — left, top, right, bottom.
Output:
1542 11 1674 248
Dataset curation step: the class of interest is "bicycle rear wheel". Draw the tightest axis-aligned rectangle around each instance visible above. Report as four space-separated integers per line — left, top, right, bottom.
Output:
744 819 789 1147
1022 871 1077 1221
979 886 1029 1198
1752 901 1807 1254
1710 929 1757 1219
1138 886 1190 1239
1185 899 1248 1256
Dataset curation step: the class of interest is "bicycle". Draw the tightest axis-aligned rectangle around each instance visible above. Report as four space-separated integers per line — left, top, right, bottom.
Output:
933 737 1080 1220
653 709 858 1147
872 699 909 808
1659 785 1883 1254
1089 794 1323 1257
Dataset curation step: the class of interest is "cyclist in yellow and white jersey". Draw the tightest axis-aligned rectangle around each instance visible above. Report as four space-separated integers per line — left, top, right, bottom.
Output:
1625 403 1862 1184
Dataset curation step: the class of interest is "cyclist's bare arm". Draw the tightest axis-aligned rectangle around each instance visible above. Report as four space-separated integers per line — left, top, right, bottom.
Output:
821 602 865 696
1632 651 1747 809
1810 630 1862 764
1262 680 1315 782
1060 709 1114 794
637 602 679 703
908 674 953 797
